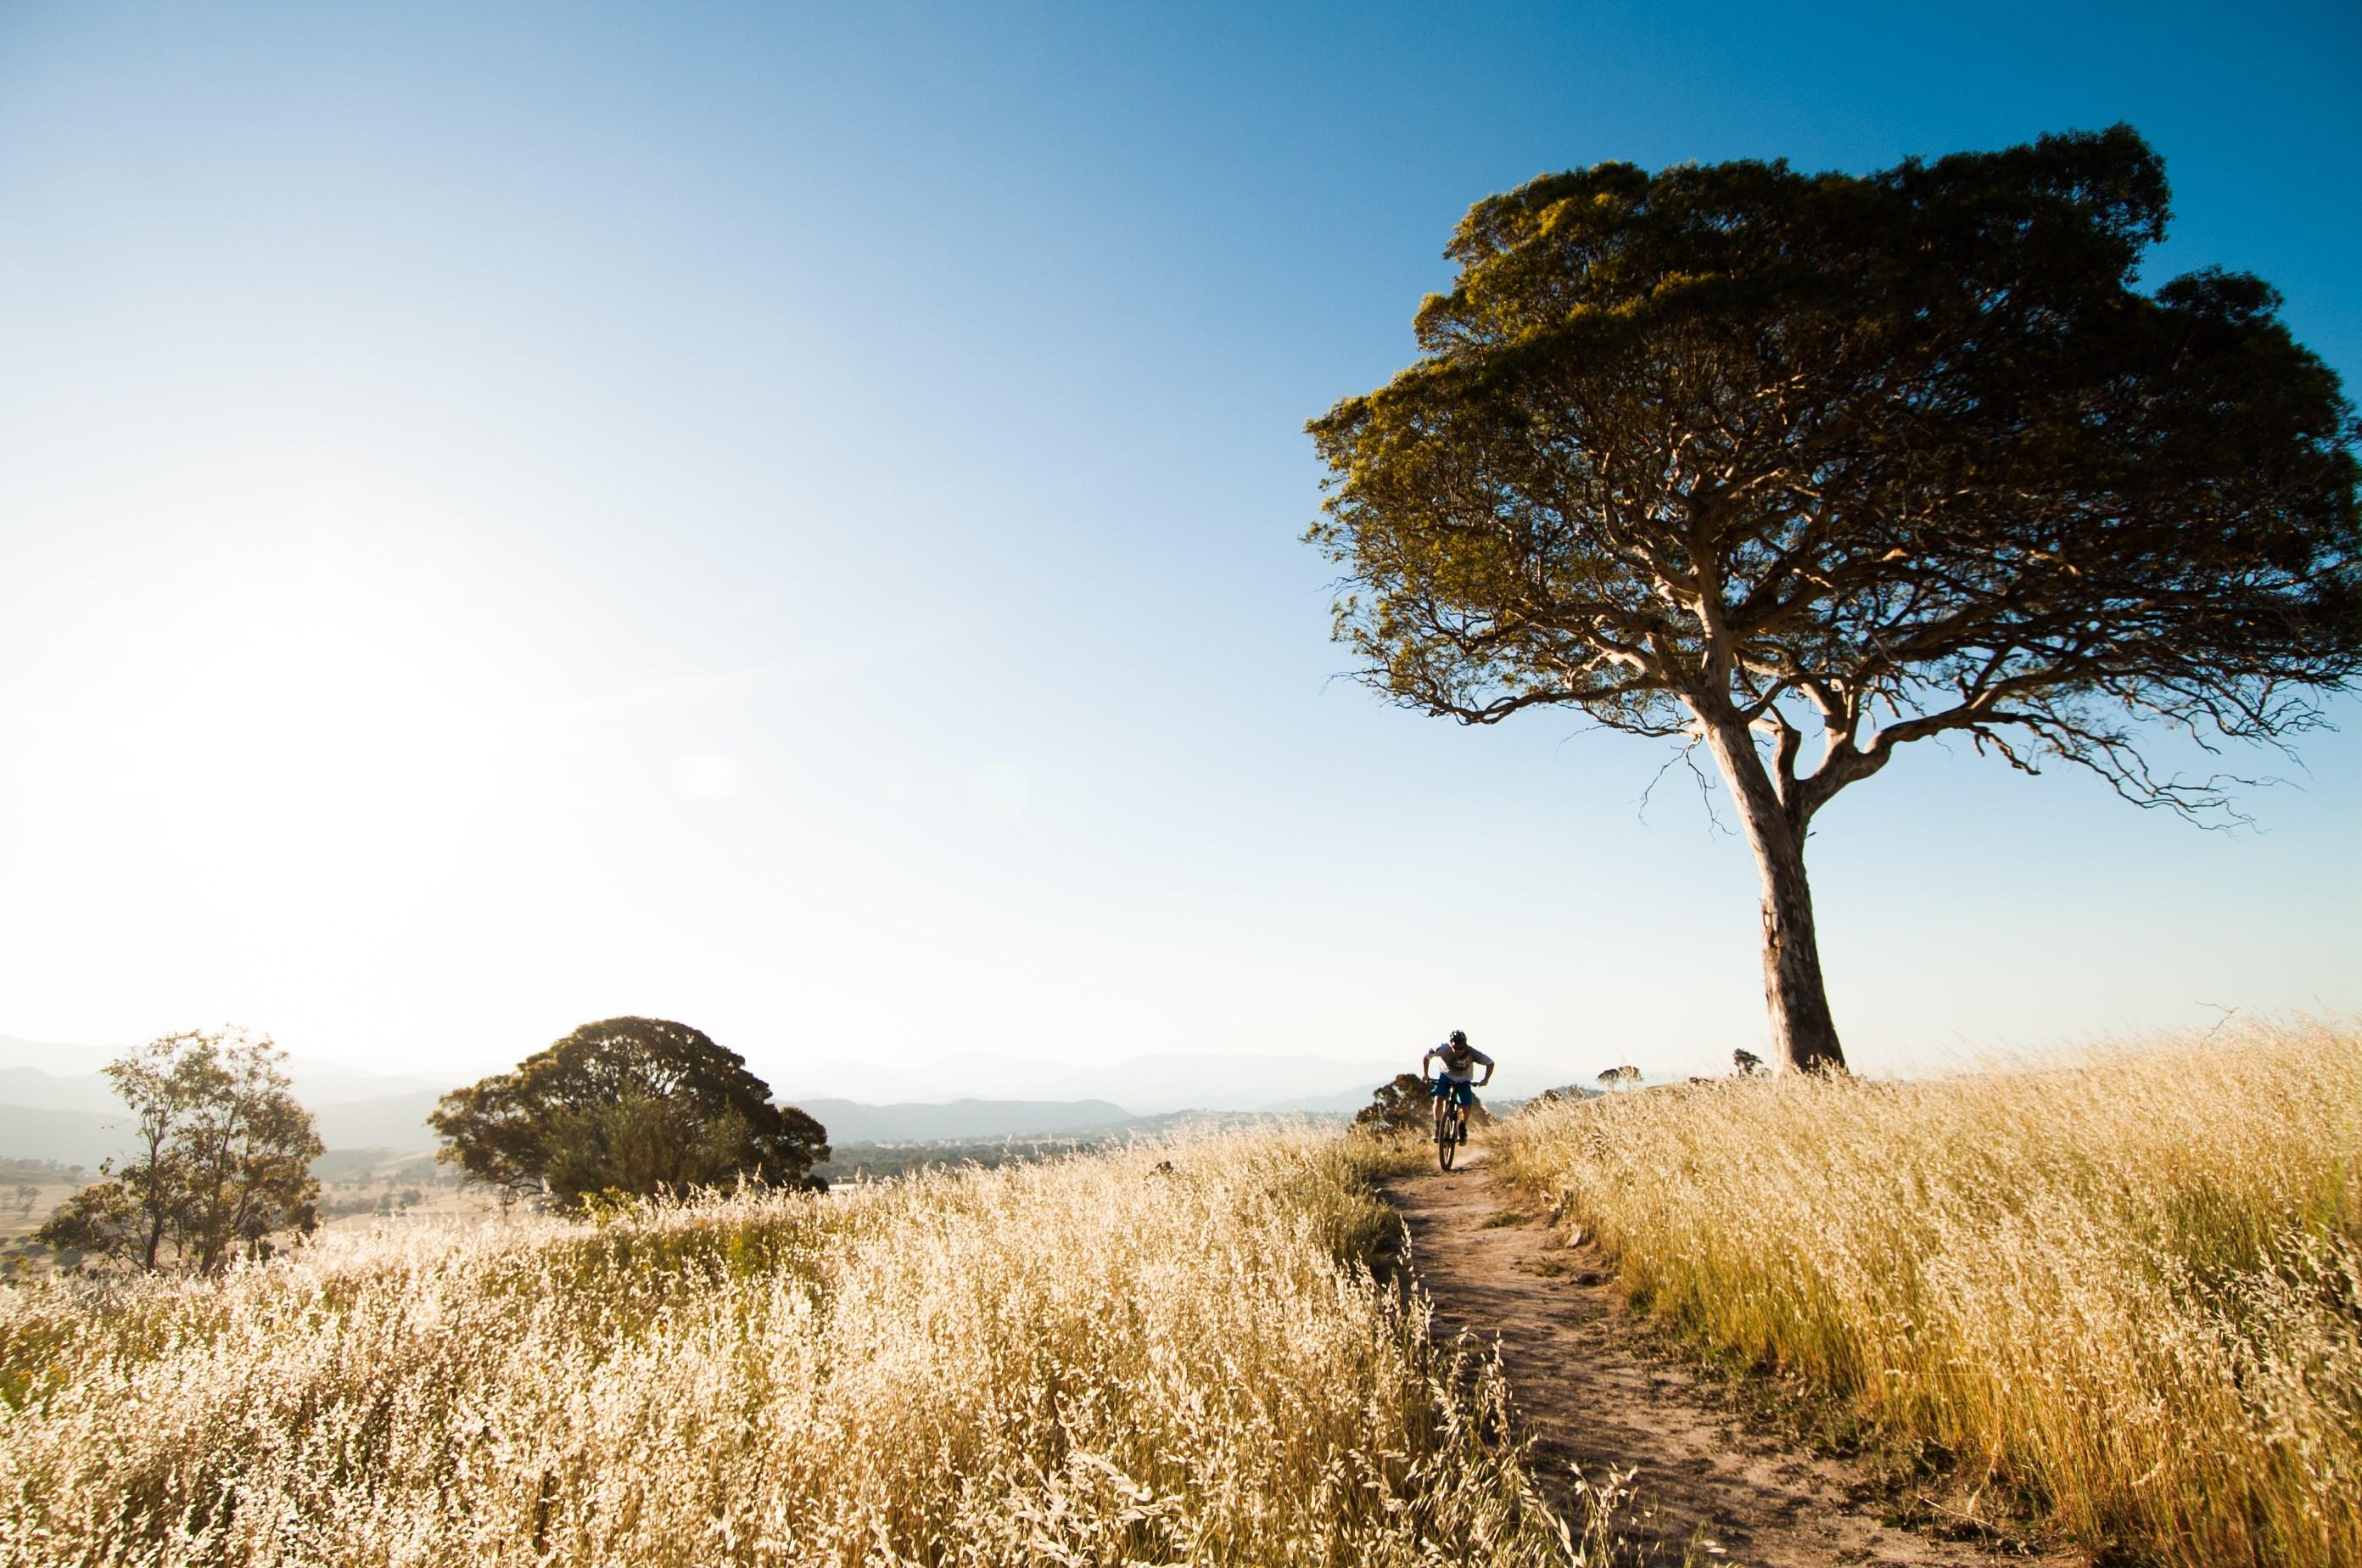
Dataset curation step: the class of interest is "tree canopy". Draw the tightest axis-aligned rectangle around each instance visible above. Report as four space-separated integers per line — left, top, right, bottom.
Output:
36 1028 322 1272
429 1016 830 1208
1354 1072 1435 1134
1308 126 2359 1072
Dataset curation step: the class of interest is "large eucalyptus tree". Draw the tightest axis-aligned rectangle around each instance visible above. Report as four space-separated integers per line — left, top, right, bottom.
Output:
1308 126 2359 1072
430 1016 830 1207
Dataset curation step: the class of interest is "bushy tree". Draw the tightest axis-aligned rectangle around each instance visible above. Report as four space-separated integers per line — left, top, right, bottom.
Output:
1354 1072 1434 1134
36 1028 322 1271
32 1179 138 1263
1308 126 2359 1073
429 1016 830 1209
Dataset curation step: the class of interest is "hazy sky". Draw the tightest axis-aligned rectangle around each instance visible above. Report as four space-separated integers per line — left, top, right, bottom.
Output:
3 2 2356 1087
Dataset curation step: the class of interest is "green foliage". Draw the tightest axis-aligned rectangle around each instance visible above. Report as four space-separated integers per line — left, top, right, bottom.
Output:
429 1016 830 1210
1353 1072 1432 1135
33 1029 322 1273
1308 125 2359 807
30 1181 137 1260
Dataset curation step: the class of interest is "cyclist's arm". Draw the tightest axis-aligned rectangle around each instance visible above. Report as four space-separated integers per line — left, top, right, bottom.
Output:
1469 1046 1497 1085
1419 1046 1441 1080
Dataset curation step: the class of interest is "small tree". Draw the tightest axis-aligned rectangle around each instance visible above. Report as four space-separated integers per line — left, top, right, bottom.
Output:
1355 1072 1434 1134
1732 1050 1767 1078
35 1028 322 1271
1309 126 2359 1073
33 1180 138 1260
175 1042 325 1271
430 1017 830 1210
1597 1065 1643 1092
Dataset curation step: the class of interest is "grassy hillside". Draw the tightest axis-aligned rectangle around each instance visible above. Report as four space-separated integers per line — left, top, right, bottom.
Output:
0 1130 1622 1567
1497 1017 2362 1568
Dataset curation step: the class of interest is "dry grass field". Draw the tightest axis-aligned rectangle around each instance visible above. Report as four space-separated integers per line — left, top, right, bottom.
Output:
1497 1016 2362 1568
0 1180 81 1252
0 1130 1627 1567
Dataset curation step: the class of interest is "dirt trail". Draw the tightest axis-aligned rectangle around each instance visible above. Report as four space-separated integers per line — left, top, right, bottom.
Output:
1379 1142 2073 1567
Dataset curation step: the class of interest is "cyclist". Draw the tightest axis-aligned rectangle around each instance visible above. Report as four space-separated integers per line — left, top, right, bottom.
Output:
1422 1030 1494 1144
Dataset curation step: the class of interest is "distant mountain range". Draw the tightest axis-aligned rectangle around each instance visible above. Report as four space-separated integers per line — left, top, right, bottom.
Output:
1 1078 1310 1166
769 1050 1597 1116
0 1079 452 1166
0 1033 1632 1170
0 1103 120 1169
796 1098 1139 1144
0 1048 454 1166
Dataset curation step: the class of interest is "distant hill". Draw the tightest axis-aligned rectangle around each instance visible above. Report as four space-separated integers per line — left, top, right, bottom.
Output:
1258 1064 1629 1117
0 1067 121 1115
3 1043 1626 1170
0 1091 448 1163
8 1037 1622 1128
0 1037 115 1076
2 1078 1183 1166
291 1070 445 1106
792 1097 1139 1144
313 1090 445 1152
0 1067 446 1162
0 1103 127 1168
1258 1084 1391 1115
857 1053 1408 1114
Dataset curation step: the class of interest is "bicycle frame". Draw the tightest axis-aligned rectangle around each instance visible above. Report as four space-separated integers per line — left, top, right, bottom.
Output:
1432 1084 1466 1170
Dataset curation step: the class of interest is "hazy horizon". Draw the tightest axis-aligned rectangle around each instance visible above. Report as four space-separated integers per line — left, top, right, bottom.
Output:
0 1031 1597 1102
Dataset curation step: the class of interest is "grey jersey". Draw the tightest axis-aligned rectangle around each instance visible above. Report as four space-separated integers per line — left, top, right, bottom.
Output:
1423 1043 1495 1084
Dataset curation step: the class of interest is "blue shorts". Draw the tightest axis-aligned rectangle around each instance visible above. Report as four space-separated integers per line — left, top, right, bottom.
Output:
1430 1078 1476 1106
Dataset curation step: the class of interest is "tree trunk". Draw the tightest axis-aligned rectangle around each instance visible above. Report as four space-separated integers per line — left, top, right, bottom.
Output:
1741 812 1847 1074
1699 717 1850 1074
136 1131 170 1270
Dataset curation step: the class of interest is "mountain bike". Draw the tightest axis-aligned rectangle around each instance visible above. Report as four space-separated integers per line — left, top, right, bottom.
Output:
1429 1079 1470 1170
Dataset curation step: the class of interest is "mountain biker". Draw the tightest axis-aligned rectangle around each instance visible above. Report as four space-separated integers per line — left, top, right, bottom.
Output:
1422 1030 1494 1114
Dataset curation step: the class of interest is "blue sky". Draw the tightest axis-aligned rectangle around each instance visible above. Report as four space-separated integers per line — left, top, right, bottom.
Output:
1 2 2355 1086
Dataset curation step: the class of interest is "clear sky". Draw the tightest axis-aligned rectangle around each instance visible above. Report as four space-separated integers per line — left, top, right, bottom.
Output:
2 1 2356 1088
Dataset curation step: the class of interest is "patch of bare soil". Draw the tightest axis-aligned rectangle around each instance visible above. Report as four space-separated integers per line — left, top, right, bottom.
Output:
1378 1142 2079 1567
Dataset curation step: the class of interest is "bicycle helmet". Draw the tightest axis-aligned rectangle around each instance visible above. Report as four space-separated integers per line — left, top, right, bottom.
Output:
1448 1029 1468 1047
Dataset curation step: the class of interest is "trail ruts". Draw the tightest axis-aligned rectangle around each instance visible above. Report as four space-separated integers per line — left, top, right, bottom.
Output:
1379 1143 2079 1567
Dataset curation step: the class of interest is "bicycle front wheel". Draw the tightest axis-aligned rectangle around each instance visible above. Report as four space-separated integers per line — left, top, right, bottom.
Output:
1437 1100 1458 1170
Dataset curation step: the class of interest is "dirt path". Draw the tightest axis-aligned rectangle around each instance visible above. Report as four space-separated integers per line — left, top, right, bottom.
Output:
1379 1141 2074 1566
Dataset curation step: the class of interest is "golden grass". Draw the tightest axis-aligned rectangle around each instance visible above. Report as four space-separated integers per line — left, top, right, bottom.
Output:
1496 1016 2362 1568
0 1129 1628 1566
